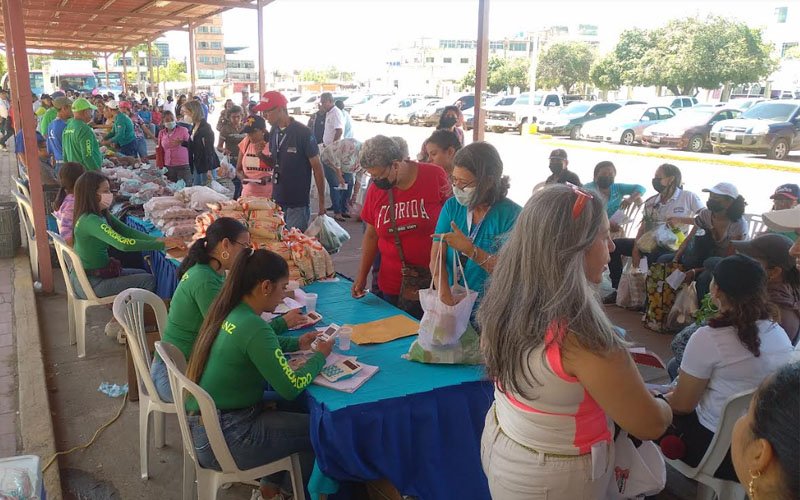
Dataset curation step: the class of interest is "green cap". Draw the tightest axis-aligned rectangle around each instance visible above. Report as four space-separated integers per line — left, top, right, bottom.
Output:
72 97 97 112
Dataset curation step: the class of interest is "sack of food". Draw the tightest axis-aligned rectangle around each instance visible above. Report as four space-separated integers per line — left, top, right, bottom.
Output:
249 217 285 238
239 197 278 211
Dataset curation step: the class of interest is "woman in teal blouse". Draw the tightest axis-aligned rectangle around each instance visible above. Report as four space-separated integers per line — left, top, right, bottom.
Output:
584 160 645 230
431 141 521 309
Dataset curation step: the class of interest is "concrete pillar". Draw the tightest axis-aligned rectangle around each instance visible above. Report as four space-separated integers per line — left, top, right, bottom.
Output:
257 0 265 96
147 42 154 97
472 0 490 142
122 47 129 94
188 24 197 95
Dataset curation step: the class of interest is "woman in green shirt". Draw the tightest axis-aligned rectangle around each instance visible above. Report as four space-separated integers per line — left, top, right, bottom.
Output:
71 171 184 333
151 217 308 402
185 249 334 498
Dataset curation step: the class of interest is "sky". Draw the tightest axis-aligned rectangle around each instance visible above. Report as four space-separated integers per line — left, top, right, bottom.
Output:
163 0 791 73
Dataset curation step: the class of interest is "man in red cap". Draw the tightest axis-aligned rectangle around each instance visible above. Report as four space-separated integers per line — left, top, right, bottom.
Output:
255 91 327 231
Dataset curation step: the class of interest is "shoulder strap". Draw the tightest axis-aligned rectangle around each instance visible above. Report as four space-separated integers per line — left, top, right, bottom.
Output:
387 189 406 266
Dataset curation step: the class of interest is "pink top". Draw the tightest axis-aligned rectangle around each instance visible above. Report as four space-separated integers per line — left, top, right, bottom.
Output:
493 323 612 455
238 137 273 198
158 126 190 167
54 194 75 242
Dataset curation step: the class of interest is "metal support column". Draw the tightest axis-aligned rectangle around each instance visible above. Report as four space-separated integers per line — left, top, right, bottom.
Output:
104 52 111 87
3 0 55 292
147 42 154 97
188 24 197 95
257 0 265 96
121 46 128 94
473 0 490 142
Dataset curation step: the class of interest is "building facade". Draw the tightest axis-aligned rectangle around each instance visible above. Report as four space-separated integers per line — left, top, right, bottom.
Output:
195 15 226 82
225 46 257 83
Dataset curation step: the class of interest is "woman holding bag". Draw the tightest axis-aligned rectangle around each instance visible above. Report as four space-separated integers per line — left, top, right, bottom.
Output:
430 142 520 311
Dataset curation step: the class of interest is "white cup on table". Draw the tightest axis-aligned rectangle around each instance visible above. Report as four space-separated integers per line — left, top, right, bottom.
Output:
305 293 318 314
337 326 352 351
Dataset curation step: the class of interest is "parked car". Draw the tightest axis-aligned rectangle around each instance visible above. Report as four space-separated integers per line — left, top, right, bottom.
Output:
642 107 741 152
461 95 505 130
580 104 675 145
653 95 699 111
341 93 381 112
390 98 440 125
350 95 393 121
288 95 316 115
709 100 800 160
537 101 622 139
368 96 419 123
728 98 766 113
615 99 648 106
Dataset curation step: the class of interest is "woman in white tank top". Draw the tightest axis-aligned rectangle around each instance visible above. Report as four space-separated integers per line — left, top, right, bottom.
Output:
478 184 673 499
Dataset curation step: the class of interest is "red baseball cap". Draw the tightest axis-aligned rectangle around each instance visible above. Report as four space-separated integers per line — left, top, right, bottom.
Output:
253 91 288 112
118 100 132 110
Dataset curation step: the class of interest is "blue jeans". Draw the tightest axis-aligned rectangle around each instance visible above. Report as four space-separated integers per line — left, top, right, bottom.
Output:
136 137 148 159
284 206 311 232
71 268 156 299
150 356 173 403
118 140 139 157
188 402 315 491
323 165 343 215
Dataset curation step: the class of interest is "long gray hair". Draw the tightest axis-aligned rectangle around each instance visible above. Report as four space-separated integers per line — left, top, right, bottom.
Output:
477 184 624 398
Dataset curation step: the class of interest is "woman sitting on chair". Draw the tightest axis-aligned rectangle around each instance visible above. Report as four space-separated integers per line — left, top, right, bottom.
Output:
185 249 334 498
661 255 795 480
583 160 645 232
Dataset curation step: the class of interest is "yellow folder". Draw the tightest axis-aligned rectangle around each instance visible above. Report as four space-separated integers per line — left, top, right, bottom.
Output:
351 315 420 345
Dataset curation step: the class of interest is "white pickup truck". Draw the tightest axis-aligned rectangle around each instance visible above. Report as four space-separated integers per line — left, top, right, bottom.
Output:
485 92 566 134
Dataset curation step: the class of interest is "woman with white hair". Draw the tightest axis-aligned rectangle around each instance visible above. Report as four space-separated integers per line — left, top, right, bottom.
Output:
478 184 673 498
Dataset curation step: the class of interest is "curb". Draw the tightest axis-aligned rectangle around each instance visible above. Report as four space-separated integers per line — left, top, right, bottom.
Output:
13 255 62 500
525 135 800 174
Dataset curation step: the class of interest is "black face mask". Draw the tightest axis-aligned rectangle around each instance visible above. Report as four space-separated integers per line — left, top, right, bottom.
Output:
706 199 725 213
652 178 666 193
549 160 565 175
440 116 457 129
373 171 396 191
596 176 614 189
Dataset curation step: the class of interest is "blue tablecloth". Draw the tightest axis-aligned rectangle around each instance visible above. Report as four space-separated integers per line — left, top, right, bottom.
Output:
302 279 493 500
124 215 180 298
123 215 494 499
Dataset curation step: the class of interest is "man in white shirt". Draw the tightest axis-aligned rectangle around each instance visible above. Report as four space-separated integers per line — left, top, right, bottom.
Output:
320 92 344 147
163 95 176 116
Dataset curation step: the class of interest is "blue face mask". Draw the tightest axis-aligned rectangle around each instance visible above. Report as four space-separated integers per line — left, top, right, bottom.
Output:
164 121 176 130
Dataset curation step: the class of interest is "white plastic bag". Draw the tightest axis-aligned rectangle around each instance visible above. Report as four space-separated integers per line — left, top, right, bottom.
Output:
417 244 478 349
655 224 679 250
666 282 698 331
607 430 666 499
616 269 646 309
305 214 350 254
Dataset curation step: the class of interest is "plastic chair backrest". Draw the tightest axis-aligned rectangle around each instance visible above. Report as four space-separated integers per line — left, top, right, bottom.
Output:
622 200 644 239
155 341 239 472
113 289 168 400
13 177 30 199
630 350 667 370
12 191 35 242
47 230 101 302
695 389 754 474
744 214 767 239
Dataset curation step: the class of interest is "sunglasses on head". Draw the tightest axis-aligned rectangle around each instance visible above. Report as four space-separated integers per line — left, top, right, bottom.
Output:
566 182 593 220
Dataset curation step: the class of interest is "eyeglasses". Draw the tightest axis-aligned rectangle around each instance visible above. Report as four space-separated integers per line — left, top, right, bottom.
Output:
566 182 593 219
234 240 251 250
451 178 476 190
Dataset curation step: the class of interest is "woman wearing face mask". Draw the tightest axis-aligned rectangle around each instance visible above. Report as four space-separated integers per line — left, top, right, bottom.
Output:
659 255 794 481
430 142 520 312
185 249 333 499
584 161 645 232
661 182 748 303
437 105 465 145
158 110 192 185
184 100 218 187
731 361 799 500
605 163 703 304
71 171 184 334
352 135 451 318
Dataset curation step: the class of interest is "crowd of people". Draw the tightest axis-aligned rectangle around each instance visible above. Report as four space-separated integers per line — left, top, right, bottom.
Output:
9 86 800 500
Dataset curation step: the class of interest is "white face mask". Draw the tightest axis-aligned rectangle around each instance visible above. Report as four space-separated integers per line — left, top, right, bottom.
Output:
453 185 475 207
99 192 114 210
164 121 176 130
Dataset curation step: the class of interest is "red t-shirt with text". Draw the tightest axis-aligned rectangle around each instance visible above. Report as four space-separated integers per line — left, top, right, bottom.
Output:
361 162 451 295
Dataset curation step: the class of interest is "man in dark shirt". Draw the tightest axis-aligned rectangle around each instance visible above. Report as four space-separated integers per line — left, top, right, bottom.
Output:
308 107 326 146
255 91 327 232
545 148 582 186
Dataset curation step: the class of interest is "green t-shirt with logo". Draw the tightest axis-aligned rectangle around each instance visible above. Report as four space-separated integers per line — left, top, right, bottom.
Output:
185 302 325 411
73 213 164 270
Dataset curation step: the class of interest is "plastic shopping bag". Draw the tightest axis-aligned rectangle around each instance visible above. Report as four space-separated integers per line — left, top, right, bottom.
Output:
643 262 685 333
607 430 666 499
655 224 679 251
305 214 350 254
666 282 698 332
417 243 478 349
404 323 483 365
616 268 646 309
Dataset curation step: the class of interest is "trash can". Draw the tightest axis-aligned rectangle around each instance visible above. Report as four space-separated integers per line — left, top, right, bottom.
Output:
0 201 21 258
0 454 46 499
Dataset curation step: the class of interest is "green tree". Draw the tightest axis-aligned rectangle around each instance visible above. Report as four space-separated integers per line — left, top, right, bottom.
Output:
784 45 800 60
536 41 595 93
162 59 188 82
460 57 527 93
590 52 623 91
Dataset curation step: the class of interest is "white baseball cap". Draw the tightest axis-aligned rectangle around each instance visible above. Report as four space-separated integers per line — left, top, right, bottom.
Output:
702 182 739 198
763 206 800 231
105 100 119 110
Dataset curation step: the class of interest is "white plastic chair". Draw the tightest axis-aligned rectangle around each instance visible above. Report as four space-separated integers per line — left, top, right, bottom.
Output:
665 390 752 500
743 213 767 239
13 176 30 199
155 341 306 500
47 230 116 358
622 200 644 239
112 289 175 480
11 191 38 282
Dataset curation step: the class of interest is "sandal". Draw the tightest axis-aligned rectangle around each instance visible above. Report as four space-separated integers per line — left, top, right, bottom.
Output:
334 215 346 222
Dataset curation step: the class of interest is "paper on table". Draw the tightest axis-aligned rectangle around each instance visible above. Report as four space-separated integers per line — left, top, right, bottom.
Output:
351 314 419 345
609 210 631 227
665 269 686 290
638 256 649 274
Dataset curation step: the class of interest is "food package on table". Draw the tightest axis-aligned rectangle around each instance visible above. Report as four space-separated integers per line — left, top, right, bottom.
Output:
217 209 246 221
207 200 243 212
177 186 230 211
251 239 293 261
155 206 198 221
143 196 183 214
239 197 278 212
288 263 304 283
249 217 285 238
248 209 280 221
308 241 334 280
209 180 232 198
289 242 316 284
163 220 197 239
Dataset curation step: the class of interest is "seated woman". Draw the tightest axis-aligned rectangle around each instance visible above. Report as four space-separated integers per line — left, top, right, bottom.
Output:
424 129 462 176
663 182 748 303
430 141 520 312
663 255 796 480
731 361 799 500
71 171 184 335
583 160 645 233
53 162 85 246
605 163 702 304
185 249 334 499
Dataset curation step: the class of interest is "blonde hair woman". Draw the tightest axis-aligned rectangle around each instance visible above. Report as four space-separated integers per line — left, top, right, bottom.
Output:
478 184 673 499
183 99 217 186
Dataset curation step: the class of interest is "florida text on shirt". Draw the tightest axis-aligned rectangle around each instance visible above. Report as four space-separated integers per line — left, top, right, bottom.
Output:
375 198 431 229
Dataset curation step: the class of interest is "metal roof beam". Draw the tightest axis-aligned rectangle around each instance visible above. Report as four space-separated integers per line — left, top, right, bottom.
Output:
161 0 256 8
17 6 200 22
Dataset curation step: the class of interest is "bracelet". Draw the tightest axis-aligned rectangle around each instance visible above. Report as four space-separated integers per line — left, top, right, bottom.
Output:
477 252 493 267
470 244 479 261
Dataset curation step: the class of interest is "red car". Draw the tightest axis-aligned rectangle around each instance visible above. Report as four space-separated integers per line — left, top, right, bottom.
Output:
642 108 741 152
